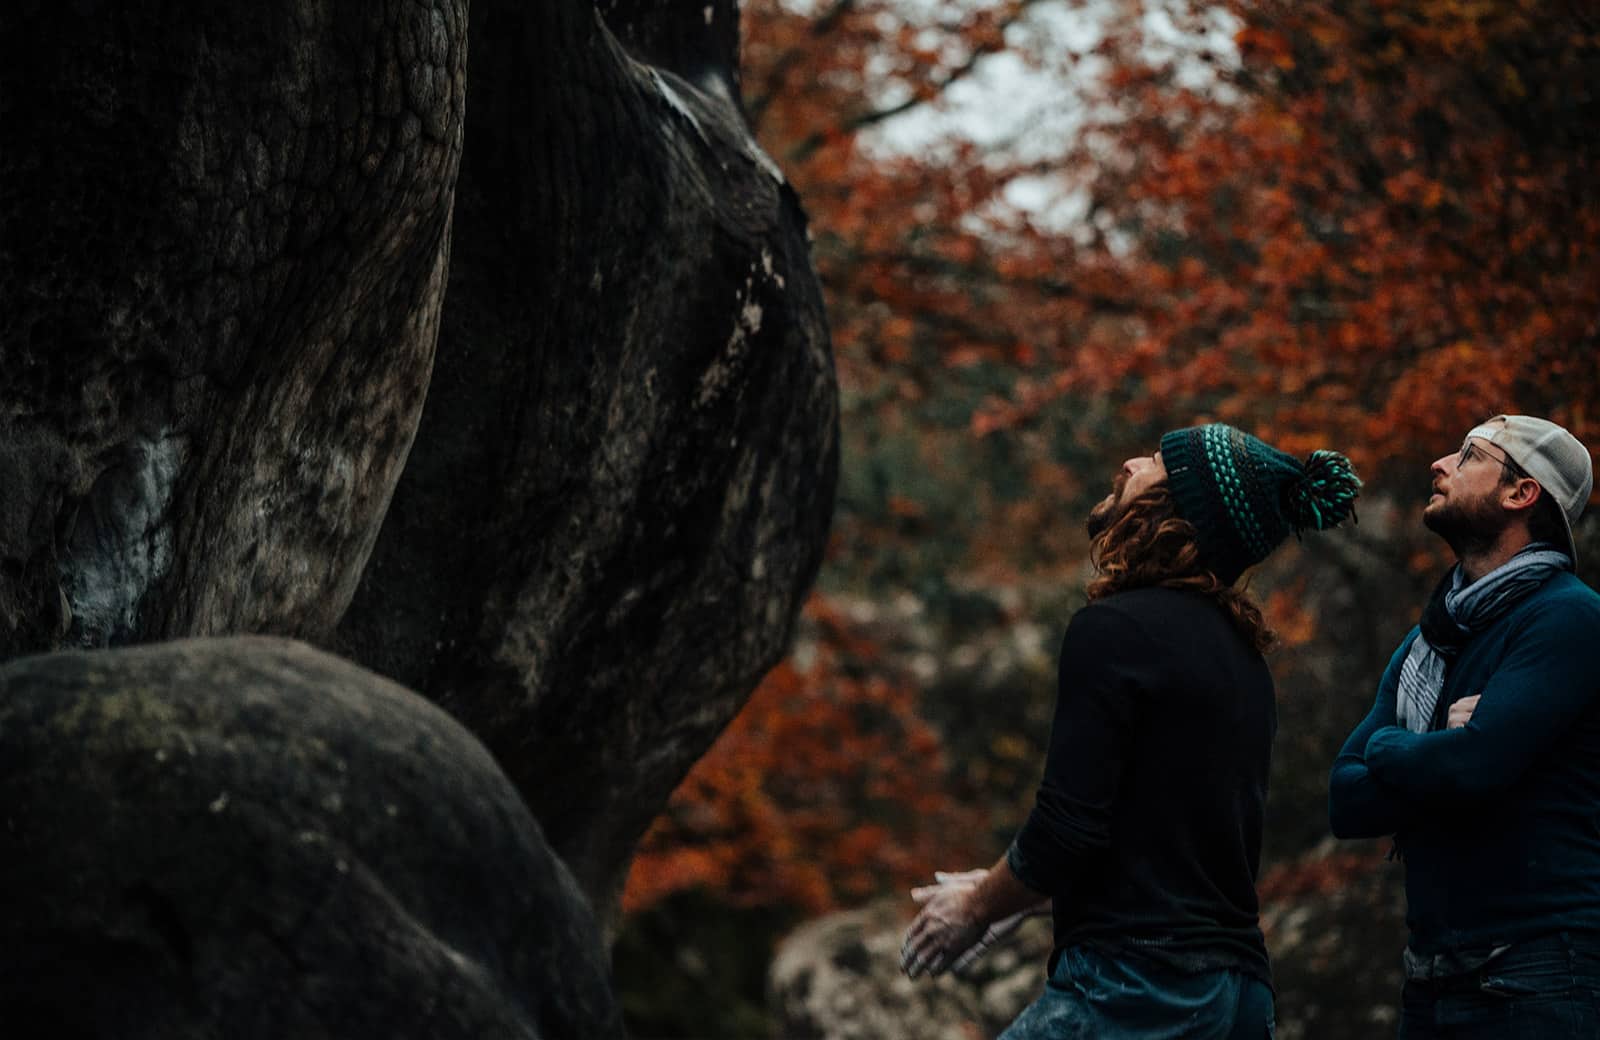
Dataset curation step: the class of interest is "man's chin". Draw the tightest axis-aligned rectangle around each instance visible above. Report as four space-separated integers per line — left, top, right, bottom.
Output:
1423 501 1503 555
1087 482 1125 539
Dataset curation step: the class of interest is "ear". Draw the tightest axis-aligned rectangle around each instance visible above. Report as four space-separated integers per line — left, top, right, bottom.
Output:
1500 476 1542 516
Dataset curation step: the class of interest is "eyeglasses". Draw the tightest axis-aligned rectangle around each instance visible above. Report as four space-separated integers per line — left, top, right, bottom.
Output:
1457 439 1527 478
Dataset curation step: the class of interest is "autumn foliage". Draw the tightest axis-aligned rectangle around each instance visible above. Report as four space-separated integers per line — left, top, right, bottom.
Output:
1046 0 1600 477
624 597 988 915
749 0 1598 476
625 0 1598 928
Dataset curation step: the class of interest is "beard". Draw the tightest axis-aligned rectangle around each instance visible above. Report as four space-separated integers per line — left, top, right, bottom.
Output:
1085 471 1130 540
1423 486 1506 557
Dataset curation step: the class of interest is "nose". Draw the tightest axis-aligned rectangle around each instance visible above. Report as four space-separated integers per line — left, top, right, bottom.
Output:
1122 457 1145 477
1430 454 1454 479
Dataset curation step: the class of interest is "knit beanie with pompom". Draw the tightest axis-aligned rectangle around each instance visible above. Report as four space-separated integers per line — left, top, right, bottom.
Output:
1159 423 1362 585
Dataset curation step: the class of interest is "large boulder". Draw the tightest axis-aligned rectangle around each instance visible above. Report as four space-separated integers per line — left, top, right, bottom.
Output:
336 0 838 926
1 0 838 933
0 0 465 652
0 637 622 1040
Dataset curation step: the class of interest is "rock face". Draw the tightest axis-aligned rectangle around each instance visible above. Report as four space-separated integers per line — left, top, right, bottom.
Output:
0 0 466 652
0 637 623 1040
2 0 837 936
336 0 838 927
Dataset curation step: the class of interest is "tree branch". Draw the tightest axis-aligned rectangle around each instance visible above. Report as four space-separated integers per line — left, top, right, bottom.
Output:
747 0 857 129
786 0 1052 163
833 245 1139 315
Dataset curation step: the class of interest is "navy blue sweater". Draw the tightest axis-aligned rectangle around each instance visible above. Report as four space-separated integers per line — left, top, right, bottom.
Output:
1329 570 1600 955
1007 588 1276 982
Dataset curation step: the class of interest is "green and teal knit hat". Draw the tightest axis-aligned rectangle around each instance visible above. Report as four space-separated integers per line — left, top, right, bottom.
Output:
1159 424 1362 585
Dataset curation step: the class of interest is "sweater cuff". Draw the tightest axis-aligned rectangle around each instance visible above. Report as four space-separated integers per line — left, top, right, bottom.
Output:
1363 725 1409 781
1005 837 1049 896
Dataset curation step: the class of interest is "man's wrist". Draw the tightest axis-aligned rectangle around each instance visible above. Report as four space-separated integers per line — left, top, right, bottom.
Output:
1364 724 1421 783
970 854 1049 924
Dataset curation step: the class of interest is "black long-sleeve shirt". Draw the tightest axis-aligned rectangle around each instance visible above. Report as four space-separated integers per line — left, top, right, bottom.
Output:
1007 587 1276 982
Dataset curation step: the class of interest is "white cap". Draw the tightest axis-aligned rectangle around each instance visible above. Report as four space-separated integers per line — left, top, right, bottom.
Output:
1468 414 1594 563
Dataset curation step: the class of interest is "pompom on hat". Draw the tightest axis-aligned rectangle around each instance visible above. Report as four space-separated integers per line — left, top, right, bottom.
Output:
1159 423 1362 585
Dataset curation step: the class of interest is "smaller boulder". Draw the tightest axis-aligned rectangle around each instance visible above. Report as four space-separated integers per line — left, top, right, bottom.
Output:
0 637 623 1040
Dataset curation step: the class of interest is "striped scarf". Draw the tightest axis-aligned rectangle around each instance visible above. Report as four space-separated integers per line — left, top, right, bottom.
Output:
1395 545 1572 733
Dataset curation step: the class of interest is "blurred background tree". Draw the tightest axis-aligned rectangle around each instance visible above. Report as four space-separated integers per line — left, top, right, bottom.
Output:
618 1 1600 1035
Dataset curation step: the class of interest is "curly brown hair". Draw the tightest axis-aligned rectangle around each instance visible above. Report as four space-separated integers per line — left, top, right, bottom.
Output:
1087 483 1276 654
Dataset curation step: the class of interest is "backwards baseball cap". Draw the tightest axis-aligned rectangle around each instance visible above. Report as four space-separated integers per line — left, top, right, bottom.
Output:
1466 414 1595 564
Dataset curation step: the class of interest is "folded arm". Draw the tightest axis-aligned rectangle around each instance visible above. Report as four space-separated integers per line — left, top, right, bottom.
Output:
1328 634 1416 839
1364 599 1600 798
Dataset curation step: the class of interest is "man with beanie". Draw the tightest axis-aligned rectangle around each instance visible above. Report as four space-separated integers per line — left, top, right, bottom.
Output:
1329 414 1600 1039
902 423 1360 1038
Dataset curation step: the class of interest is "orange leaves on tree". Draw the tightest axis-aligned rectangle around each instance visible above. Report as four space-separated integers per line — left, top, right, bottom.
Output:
809 0 1600 494
743 0 1093 418
623 595 987 917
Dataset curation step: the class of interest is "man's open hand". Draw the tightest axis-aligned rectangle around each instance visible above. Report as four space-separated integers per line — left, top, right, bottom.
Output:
901 882 986 979
908 870 1035 975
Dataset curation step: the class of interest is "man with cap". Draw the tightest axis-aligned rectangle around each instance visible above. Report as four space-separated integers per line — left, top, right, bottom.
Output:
902 423 1360 1037
1329 414 1600 1038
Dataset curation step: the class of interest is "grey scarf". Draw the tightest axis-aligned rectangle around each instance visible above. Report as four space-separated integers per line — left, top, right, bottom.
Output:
1395 545 1571 733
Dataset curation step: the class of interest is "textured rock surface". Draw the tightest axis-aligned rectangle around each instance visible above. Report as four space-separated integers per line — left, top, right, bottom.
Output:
0 637 623 1040
0 0 466 653
2 0 836 938
337 0 838 928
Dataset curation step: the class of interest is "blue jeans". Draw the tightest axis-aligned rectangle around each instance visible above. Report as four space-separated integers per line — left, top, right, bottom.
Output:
998 944 1275 1040
1399 933 1600 1038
